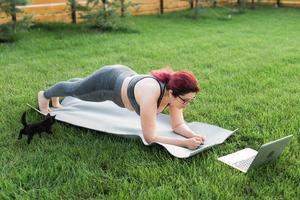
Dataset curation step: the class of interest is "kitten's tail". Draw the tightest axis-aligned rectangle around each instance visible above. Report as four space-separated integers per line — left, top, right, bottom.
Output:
21 111 27 127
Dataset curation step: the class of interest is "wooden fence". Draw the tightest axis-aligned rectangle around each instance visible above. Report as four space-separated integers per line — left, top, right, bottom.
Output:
0 0 299 24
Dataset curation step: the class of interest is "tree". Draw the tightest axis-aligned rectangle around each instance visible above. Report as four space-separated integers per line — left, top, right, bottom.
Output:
0 0 27 23
82 0 138 31
120 0 125 16
251 0 255 9
68 0 90 23
189 0 194 9
276 0 281 7
68 0 77 23
0 0 31 43
182 0 204 19
117 0 140 17
236 0 246 12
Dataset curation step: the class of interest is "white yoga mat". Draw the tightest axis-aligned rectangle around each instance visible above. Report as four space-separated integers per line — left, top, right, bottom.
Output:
28 97 237 158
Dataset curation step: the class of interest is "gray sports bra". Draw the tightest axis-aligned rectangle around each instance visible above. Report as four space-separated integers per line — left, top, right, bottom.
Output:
127 75 167 115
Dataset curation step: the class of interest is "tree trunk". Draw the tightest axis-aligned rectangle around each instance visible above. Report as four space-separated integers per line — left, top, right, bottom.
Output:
160 0 164 15
213 0 217 7
12 12 17 22
277 0 281 7
11 0 17 22
121 0 125 17
190 0 194 9
102 0 107 12
251 0 255 9
71 0 77 24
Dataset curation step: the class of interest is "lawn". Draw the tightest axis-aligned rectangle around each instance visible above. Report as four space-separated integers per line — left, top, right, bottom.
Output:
0 7 299 199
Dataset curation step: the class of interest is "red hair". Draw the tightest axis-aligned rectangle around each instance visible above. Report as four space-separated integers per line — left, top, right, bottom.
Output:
150 68 200 96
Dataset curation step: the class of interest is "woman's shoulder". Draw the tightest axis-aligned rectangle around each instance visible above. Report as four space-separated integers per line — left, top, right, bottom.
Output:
134 76 161 100
139 76 162 89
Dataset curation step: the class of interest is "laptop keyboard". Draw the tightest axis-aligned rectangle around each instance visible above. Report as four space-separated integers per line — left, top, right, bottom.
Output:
233 156 256 170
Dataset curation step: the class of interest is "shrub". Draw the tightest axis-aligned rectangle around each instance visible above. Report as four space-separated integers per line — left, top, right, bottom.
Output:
0 0 27 22
0 17 31 42
0 0 32 42
81 0 139 32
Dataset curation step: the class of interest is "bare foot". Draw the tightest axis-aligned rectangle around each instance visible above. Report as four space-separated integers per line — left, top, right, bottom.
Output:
38 91 51 113
51 97 63 108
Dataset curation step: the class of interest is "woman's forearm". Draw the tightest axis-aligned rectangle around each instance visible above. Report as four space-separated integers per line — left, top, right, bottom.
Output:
173 123 195 138
153 135 187 148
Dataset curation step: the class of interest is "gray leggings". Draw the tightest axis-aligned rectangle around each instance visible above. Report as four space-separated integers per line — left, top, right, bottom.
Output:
43 65 137 108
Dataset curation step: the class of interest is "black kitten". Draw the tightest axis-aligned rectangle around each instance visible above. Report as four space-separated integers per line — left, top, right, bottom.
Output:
19 111 56 144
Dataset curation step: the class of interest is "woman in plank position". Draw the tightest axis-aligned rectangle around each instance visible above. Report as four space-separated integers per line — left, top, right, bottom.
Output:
38 65 205 149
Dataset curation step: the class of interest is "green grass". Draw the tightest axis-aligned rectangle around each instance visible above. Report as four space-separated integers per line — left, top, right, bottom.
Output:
0 7 299 199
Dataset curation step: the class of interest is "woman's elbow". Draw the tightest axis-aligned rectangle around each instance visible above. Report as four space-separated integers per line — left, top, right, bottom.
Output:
171 123 183 132
144 134 157 144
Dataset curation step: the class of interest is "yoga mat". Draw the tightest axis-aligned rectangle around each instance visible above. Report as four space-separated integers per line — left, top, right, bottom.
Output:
28 97 237 158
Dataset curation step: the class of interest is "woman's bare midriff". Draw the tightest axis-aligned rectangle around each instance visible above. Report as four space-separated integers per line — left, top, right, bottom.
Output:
120 76 135 111
120 76 169 113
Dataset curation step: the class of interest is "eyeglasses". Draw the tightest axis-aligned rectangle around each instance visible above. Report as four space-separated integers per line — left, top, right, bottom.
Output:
178 95 195 105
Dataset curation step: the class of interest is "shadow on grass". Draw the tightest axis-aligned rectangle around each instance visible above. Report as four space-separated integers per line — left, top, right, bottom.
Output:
159 6 279 23
154 6 244 22
31 22 140 35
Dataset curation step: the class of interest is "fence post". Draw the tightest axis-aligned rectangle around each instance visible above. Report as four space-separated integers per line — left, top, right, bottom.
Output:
276 0 281 7
160 0 164 14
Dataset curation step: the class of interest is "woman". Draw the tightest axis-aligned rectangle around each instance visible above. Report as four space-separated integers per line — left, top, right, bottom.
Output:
38 64 205 149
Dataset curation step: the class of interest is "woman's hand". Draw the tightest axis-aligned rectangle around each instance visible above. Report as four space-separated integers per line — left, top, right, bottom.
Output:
184 137 204 150
192 134 206 144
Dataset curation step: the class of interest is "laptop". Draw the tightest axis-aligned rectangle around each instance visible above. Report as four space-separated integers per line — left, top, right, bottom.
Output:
218 135 293 173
